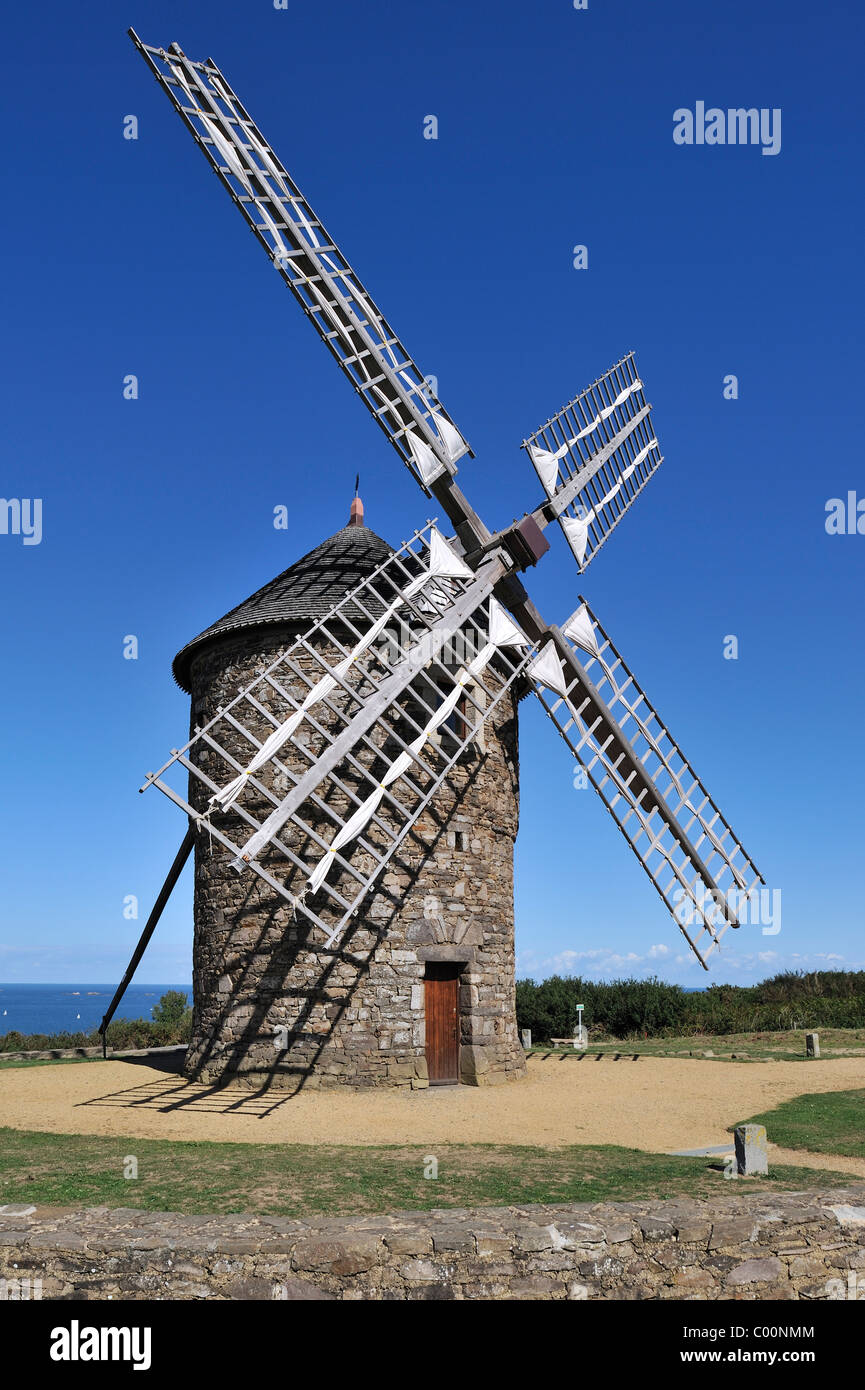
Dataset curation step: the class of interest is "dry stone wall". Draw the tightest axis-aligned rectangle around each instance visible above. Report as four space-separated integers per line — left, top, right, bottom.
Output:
2 1188 864 1300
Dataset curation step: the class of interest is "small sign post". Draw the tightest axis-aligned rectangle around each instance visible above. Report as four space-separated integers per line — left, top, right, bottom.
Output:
574 1003 586 1050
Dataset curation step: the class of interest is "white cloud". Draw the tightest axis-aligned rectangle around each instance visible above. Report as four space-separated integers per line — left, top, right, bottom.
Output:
536 944 685 978
516 939 865 984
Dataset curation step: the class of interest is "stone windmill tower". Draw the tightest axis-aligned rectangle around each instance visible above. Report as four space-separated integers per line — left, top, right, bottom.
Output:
171 495 526 1090
104 35 766 1090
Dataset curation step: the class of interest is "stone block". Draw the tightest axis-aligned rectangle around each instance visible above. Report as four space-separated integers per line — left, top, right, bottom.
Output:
398 1258 447 1282
170 1280 213 1299
414 1282 456 1300
527 1251 578 1273
383 1234 433 1257
598 1219 634 1245
709 1215 757 1249
26 1234 90 1253
651 1246 698 1272
513 1227 554 1254
386 1060 419 1081
474 1234 512 1258
726 1257 784 1286
224 1276 280 1300
432 1229 475 1255
639 1217 676 1240
673 1267 718 1289
291 1237 382 1276
828 1205 865 1227
459 1044 488 1082
266 1277 335 1300
578 1255 624 1279
213 1239 261 1256
735 1124 769 1176
785 1253 828 1279
506 1275 557 1298
554 1221 607 1247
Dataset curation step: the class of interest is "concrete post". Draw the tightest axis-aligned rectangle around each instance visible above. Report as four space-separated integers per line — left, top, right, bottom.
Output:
735 1123 769 1176
806 1032 820 1058
521 1029 532 1050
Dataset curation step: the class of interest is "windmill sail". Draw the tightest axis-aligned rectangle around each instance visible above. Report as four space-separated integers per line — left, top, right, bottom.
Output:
142 524 528 947
129 32 469 492
125 35 768 996
525 354 663 572
528 600 765 967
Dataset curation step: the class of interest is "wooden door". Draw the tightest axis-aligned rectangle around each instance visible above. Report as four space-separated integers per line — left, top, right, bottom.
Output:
425 965 460 1085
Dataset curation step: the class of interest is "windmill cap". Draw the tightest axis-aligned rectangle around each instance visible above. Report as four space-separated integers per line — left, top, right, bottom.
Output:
172 508 392 693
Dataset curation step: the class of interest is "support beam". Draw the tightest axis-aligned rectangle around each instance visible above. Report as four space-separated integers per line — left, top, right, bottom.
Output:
98 827 195 1057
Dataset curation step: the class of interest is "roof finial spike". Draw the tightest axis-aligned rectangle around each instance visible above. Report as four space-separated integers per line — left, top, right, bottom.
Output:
348 476 364 528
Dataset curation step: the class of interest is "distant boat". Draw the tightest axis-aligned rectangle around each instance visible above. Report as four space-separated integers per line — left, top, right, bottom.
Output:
2 1010 6 1016
76 1013 80 1020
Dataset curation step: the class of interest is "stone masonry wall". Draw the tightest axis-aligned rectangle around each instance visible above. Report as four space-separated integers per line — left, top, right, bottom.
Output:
2 1188 864 1300
184 626 525 1090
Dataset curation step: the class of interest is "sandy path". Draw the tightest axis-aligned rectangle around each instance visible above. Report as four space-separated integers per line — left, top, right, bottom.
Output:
0 1053 862 1157
766 1147 865 1178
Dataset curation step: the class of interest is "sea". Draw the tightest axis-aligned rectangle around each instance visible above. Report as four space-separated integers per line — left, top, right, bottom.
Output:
0 984 192 1038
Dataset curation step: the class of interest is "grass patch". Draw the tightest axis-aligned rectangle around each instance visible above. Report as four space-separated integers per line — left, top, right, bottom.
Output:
0 1127 852 1218
738 1089 865 1159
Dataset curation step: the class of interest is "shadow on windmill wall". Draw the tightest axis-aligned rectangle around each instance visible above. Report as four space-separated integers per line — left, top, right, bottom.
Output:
182 628 524 1093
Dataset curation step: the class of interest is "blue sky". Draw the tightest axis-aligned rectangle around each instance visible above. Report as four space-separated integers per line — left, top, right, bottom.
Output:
1 0 862 987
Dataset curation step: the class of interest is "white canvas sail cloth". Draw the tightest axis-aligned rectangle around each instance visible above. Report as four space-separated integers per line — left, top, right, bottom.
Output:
417 527 473 588
207 529 471 814
304 600 528 897
527 641 571 699
559 438 658 565
527 378 645 496
404 419 466 485
562 603 601 659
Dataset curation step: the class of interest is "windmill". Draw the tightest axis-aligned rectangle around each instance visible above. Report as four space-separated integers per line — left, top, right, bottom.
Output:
100 32 765 1088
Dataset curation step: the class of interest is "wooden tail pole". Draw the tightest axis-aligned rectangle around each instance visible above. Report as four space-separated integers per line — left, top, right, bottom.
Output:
98 826 195 1057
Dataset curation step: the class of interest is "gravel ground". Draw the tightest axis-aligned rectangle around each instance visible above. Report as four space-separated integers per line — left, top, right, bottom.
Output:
0 1052 862 1161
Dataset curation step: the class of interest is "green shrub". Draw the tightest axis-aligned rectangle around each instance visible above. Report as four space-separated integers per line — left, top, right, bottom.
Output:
515 971 865 1041
151 990 192 1033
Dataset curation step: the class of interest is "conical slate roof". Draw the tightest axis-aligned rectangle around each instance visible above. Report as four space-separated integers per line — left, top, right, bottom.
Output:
173 518 394 692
